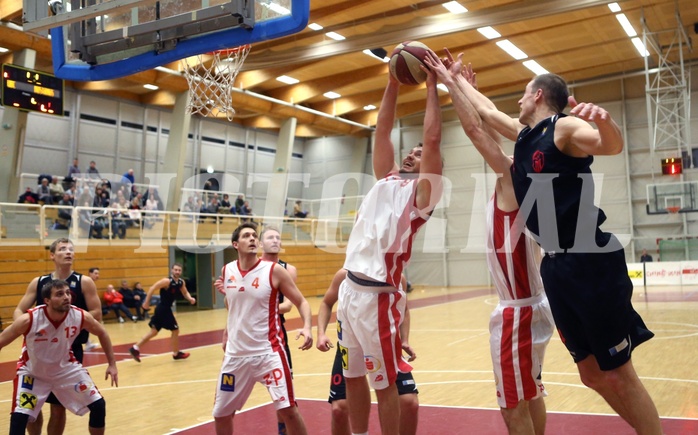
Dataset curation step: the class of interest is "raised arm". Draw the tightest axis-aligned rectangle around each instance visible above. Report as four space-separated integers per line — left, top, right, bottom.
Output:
316 269 347 352
82 311 118 386
556 96 624 156
14 277 39 320
273 265 313 350
373 75 401 179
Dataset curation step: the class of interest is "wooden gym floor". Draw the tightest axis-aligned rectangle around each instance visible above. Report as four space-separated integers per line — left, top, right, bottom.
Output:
0 284 696 434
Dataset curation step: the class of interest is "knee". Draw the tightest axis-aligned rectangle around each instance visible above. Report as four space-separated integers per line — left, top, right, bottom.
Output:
399 394 419 416
88 398 106 428
331 400 349 424
500 402 529 427
50 403 66 420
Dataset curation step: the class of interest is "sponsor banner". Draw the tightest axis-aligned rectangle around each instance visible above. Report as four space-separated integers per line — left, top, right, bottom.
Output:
681 261 698 285
644 262 682 285
627 263 644 286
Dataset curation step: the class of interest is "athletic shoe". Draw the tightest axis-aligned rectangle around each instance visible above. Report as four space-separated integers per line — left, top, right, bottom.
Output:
118 317 125 324
129 347 141 362
131 316 138 322
85 341 98 351
173 351 190 360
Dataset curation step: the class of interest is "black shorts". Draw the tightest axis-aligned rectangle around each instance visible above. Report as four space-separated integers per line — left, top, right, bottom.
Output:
149 307 178 331
47 341 84 405
540 247 654 371
327 345 417 402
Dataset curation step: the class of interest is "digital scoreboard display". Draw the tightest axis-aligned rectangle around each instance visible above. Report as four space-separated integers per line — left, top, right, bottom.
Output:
661 157 683 175
1 64 64 116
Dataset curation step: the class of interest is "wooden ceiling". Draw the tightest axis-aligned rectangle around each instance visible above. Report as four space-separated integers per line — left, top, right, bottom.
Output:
0 0 696 138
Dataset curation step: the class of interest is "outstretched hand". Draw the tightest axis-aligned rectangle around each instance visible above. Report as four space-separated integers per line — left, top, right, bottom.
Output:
296 328 313 351
568 96 610 123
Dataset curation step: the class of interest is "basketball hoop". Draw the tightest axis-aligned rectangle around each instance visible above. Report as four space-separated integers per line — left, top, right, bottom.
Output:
666 206 681 214
180 44 251 121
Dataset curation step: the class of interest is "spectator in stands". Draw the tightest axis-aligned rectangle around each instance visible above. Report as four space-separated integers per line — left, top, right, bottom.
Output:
86 161 101 179
121 169 135 186
108 202 127 239
293 200 308 218
133 281 153 317
18 187 39 204
64 181 77 201
241 200 254 222
143 190 160 228
55 193 74 229
208 196 221 222
49 176 65 203
220 194 231 212
67 157 80 179
142 187 163 210
640 249 654 262
36 178 53 204
103 284 137 323
235 194 245 214
78 200 104 239
118 280 145 320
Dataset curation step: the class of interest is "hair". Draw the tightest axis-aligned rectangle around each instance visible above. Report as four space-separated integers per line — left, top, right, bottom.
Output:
89 267 100 273
232 222 258 243
49 238 72 253
41 279 69 301
260 225 280 240
134 281 141 287
531 73 569 114
172 262 183 270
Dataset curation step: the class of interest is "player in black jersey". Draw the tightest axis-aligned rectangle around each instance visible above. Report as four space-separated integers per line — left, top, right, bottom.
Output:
260 226 298 435
129 263 196 362
452 59 661 434
14 237 102 435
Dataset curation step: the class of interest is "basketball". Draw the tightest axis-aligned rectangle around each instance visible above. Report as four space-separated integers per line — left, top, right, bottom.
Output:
389 41 431 85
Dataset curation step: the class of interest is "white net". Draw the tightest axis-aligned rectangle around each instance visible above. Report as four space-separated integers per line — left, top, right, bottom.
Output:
180 45 251 121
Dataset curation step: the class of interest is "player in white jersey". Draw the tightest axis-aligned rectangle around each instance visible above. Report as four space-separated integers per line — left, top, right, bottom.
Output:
0 279 118 435
213 222 313 435
425 51 554 435
337 61 443 435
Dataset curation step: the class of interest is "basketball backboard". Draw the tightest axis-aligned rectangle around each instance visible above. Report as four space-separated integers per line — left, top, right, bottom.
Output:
646 180 698 215
23 0 308 81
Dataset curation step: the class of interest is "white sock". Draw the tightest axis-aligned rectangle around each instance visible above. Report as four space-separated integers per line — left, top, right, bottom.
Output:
133 345 139 351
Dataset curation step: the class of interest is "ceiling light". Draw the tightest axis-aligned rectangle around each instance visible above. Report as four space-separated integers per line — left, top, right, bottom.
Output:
0 47 9 53
261 2 290 15
477 26 501 40
442 1 468 14
523 60 549 75
496 40 527 60
615 14 637 37
363 104 376 110
631 37 650 57
326 32 345 41
363 49 389 63
206 166 214 173
143 84 159 90
324 91 341 99
308 23 323 31
607 3 621 13
437 83 449 93
276 75 299 84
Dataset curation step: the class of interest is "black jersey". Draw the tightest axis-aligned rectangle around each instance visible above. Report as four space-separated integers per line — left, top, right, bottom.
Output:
159 277 184 308
277 259 288 324
511 114 608 251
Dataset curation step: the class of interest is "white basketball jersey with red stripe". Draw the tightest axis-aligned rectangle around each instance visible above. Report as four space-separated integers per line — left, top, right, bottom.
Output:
485 195 544 300
18 305 83 376
222 259 285 357
344 174 428 287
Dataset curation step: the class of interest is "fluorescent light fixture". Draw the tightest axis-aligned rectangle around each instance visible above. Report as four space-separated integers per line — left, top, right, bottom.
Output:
477 26 501 40
363 49 389 63
523 60 549 75
276 75 299 84
496 40 528 60
326 32 345 41
363 104 376 110
143 84 159 90
442 1 468 14
615 14 637 37
608 3 621 12
437 83 449 93
324 91 341 99
206 166 214 173
0 47 9 53
308 23 323 31
262 2 290 15
631 37 650 57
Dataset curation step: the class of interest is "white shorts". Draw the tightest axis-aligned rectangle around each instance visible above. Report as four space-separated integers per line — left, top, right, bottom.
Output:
489 295 555 408
336 277 412 390
12 367 103 421
212 351 296 418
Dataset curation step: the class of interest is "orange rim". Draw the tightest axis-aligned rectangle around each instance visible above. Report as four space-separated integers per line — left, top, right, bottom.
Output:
209 44 251 57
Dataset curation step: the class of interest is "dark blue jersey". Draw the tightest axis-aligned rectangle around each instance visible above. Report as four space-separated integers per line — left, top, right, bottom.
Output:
160 277 184 307
511 114 608 251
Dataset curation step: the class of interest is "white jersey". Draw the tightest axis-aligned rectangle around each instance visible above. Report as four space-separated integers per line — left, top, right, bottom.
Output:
18 305 83 376
485 195 545 301
344 174 428 287
221 259 285 357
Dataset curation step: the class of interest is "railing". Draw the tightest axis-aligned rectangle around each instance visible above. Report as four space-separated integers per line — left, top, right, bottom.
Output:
0 202 355 249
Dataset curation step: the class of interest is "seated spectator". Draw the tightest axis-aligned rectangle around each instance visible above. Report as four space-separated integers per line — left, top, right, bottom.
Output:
107 202 127 239
235 194 245 214
293 200 308 218
78 201 104 239
143 191 160 229
36 178 53 204
49 176 65 203
208 197 221 222
64 181 77 201
18 187 39 204
54 193 74 230
220 194 231 211
133 281 155 314
240 200 254 222
118 280 145 320
103 284 137 323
